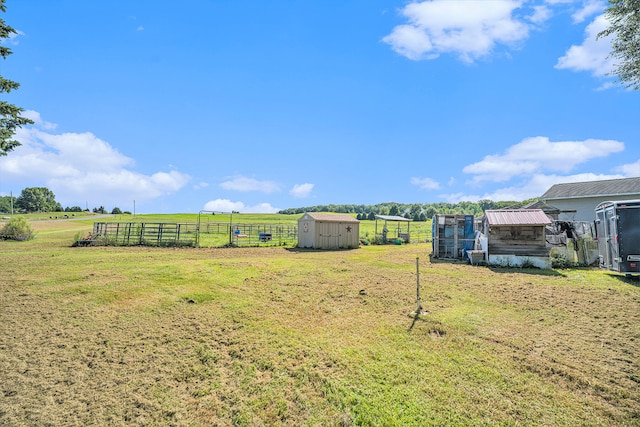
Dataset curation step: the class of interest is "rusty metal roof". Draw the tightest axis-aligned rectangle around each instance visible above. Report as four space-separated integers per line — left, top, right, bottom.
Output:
300 213 359 223
485 209 551 226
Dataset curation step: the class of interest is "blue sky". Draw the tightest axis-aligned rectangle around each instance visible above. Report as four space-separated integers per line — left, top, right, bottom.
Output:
0 0 638 213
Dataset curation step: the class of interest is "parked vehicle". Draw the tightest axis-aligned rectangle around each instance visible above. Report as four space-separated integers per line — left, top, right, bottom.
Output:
594 200 640 276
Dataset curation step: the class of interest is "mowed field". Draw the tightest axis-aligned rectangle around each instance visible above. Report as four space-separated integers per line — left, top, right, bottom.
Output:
1 215 639 426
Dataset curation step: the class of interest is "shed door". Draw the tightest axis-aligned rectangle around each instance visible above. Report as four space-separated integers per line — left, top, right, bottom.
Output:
617 205 640 272
595 208 609 268
318 222 341 249
298 220 314 248
605 208 619 271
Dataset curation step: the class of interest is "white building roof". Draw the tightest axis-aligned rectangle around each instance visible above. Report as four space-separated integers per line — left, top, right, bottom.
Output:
541 177 640 200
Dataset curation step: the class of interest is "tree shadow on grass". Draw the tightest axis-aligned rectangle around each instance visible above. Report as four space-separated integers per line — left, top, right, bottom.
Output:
408 314 449 342
408 310 433 332
430 257 566 277
408 312 423 332
285 247 359 253
487 266 566 277
428 257 468 266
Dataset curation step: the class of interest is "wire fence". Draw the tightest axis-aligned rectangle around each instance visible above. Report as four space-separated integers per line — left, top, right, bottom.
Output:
88 220 432 248
198 223 298 247
92 222 198 247
90 222 298 247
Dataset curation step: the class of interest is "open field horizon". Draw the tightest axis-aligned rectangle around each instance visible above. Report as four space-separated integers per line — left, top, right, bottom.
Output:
1 218 639 425
2 212 434 247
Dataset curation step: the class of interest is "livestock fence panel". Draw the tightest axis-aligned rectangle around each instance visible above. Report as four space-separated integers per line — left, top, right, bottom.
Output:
197 222 298 247
91 222 297 247
93 222 198 247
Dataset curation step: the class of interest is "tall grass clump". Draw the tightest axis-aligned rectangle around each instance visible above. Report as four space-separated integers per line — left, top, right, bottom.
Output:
0 216 35 241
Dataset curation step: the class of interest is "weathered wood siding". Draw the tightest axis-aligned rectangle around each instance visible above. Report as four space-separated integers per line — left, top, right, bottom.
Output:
488 225 549 257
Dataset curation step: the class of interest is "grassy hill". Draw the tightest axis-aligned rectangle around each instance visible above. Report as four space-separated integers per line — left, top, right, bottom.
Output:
0 217 638 425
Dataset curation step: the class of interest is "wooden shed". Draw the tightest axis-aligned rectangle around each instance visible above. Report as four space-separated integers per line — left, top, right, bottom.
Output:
297 213 360 249
482 209 552 268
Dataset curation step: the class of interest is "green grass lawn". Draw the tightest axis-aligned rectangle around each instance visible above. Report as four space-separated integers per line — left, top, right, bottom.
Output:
0 218 638 426
22 212 432 247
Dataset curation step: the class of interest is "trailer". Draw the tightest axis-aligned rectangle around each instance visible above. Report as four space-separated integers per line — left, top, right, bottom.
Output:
594 200 640 276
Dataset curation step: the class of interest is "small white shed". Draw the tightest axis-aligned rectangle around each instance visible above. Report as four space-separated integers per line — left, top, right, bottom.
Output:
297 213 360 249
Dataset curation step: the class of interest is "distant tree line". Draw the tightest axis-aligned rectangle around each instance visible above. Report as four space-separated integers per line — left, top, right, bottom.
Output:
1 186 535 218
279 199 537 220
0 187 128 215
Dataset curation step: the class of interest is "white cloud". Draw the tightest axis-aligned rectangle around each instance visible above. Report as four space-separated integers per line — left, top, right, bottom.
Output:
555 14 614 77
290 183 314 198
383 0 532 63
442 171 625 203
0 113 190 207
219 176 280 193
247 203 280 213
463 136 624 183
528 171 625 189
48 170 189 200
203 199 245 212
485 173 605 200
137 26 145 31
571 0 605 24
529 5 552 25
382 24 435 61
194 182 210 190
1 29 25 46
410 177 441 190
616 159 640 177
203 199 280 213
441 192 481 203
23 110 57 131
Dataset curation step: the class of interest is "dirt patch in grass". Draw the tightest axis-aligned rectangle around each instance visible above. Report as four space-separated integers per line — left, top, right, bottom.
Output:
1 243 639 425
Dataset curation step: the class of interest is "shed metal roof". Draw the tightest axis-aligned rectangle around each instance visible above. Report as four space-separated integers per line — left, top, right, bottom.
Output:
485 209 551 226
375 215 411 222
540 177 640 200
300 213 359 223
520 200 560 213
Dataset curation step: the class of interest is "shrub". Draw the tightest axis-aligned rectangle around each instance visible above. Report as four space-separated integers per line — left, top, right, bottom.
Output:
520 258 537 269
0 216 35 241
551 253 572 269
370 235 383 245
